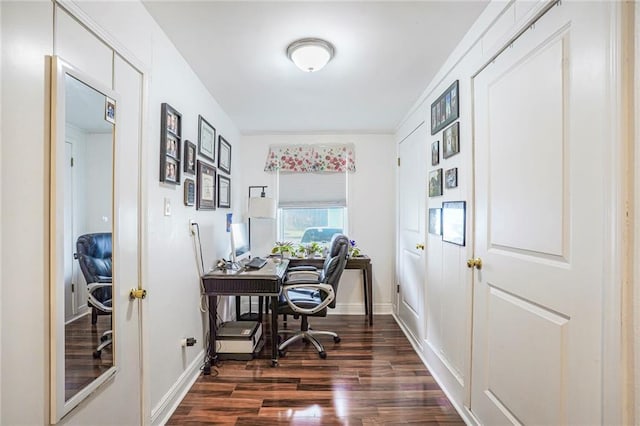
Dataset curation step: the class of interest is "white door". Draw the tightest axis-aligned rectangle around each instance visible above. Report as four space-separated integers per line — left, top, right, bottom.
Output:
471 3 612 424
397 123 427 341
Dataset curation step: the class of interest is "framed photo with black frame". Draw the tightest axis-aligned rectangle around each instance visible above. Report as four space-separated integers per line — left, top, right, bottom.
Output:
184 178 195 206
160 103 181 184
217 174 231 208
198 115 216 162
431 80 459 135
431 140 440 166
196 160 216 210
183 140 196 175
218 135 231 174
442 201 466 246
428 168 443 197
445 167 458 189
443 122 460 159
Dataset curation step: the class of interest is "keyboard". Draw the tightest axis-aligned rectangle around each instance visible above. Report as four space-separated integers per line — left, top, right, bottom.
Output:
245 257 267 269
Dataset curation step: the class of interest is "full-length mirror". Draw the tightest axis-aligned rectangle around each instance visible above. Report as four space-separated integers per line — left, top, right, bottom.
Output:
50 56 118 422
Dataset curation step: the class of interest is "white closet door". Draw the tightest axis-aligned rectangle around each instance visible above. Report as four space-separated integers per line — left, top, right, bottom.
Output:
397 123 427 342
471 2 611 424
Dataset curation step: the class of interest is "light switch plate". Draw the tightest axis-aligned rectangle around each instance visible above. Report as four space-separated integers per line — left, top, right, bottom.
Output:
164 197 171 216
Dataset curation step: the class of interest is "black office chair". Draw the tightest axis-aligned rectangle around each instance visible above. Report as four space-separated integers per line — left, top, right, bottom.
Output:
277 233 349 359
75 232 112 358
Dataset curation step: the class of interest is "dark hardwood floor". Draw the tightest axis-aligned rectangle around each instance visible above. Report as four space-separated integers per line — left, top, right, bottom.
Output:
169 314 464 425
65 312 113 400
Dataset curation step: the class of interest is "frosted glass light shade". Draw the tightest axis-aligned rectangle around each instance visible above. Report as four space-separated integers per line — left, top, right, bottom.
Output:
287 38 335 73
248 197 276 219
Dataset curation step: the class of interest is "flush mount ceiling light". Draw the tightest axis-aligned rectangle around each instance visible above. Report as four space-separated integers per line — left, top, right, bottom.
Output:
286 38 335 73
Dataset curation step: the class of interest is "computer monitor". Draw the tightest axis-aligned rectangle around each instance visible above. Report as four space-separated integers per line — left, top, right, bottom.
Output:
230 222 251 263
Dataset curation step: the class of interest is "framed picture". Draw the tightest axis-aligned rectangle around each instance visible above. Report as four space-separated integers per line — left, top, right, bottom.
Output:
217 174 231 208
445 167 458 189
105 97 116 124
431 140 439 166
442 201 466 246
428 208 442 235
183 140 196 175
160 103 181 184
428 168 443 197
218 135 232 174
431 80 459 134
443 122 460 159
196 160 216 210
198 115 216 162
184 178 195 206
164 157 178 183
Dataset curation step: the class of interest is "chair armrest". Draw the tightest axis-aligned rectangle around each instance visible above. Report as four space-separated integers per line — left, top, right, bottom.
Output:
282 282 335 315
286 270 321 282
96 276 112 283
87 282 112 313
287 266 318 272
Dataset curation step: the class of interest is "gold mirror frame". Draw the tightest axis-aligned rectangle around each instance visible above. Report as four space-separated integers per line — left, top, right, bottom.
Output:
50 56 118 423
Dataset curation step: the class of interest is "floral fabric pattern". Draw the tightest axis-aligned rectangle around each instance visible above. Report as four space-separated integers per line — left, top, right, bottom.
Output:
264 144 355 173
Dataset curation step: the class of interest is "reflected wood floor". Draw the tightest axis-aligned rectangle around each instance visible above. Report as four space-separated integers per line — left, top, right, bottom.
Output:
169 315 463 425
65 312 113 400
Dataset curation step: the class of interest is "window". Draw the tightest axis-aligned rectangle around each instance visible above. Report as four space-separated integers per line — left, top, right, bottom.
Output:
278 172 347 244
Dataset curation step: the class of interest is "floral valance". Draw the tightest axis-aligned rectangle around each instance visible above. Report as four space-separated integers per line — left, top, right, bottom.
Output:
264 144 356 173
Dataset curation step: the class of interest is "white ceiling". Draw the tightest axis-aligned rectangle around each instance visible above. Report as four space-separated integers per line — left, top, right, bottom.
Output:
142 1 489 134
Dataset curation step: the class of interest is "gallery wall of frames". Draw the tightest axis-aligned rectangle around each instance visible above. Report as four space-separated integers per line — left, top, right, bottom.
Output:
159 103 232 210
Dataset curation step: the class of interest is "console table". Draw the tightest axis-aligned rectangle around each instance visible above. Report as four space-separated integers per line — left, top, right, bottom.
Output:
288 255 373 325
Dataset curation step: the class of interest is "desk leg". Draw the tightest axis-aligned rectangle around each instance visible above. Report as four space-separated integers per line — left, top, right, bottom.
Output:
362 269 369 317
365 263 373 325
270 296 279 367
208 295 218 365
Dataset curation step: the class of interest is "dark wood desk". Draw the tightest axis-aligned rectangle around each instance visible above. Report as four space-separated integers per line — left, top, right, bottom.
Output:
288 255 373 325
201 259 288 367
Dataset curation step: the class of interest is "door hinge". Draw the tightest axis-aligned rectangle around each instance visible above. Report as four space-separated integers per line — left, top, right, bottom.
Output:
71 283 75 292
396 284 400 293
71 157 74 167
397 157 400 166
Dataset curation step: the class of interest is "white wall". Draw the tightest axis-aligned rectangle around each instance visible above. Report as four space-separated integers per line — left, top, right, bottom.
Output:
241 134 396 314
0 0 243 424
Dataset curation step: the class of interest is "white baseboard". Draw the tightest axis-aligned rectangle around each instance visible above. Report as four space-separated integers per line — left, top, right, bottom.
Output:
151 350 204 425
391 313 478 426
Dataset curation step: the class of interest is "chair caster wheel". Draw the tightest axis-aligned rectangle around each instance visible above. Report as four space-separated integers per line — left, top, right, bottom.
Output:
278 350 287 357
101 335 109 342
93 351 101 359
334 336 341 343
319 351 327 359
271 360 278 367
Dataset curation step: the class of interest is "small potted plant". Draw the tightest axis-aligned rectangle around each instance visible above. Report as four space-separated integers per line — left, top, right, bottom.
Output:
349 239 361 257
271 241 295 259
304 241 324 258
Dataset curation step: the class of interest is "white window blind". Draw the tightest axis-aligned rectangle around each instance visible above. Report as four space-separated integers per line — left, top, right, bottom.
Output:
278 172 347 207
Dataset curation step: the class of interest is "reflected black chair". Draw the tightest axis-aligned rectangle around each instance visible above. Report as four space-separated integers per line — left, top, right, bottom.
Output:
75 232 112 358
277 233 349 358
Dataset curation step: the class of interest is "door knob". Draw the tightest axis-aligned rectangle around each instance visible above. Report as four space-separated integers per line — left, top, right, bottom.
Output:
467 257 482 269
129 288 147 300
416 243 425 250
466 258 482 270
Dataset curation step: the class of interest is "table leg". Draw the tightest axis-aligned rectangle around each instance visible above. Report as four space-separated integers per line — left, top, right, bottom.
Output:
209 294 218 365
362 269 369 316
270 296 279 367
365 263 373 325
235 295 241 320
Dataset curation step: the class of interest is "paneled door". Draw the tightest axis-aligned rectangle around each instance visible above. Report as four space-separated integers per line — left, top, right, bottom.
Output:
470 2 612 424
397 123 427 342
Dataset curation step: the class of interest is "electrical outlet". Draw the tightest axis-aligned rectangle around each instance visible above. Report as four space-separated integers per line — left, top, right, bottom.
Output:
189 219 196 235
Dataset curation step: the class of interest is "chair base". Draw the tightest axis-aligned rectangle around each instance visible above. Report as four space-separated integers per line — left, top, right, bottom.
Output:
93 330 112 359
278 317 340 359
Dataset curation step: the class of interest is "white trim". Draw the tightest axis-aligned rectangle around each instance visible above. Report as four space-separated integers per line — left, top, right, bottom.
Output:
151 349 204 426
392 312 478 426
602 1 633 425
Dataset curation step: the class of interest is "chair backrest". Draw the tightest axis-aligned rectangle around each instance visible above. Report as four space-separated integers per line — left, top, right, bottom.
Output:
320 234 350 308
76 233 112 285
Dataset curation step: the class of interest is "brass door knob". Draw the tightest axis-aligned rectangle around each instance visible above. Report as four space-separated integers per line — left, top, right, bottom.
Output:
466 258 483 270
416 243 425 250
129 288 147 300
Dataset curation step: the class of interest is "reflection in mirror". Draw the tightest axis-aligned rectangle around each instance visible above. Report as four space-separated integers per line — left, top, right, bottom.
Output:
51 57 117 423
